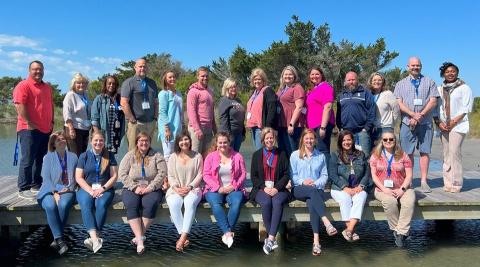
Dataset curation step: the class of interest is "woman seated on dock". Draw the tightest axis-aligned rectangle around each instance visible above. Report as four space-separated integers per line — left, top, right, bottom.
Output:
119 132 167 254
37 131 78 255
290 128 337 256
75 131 118 253
328 130 371 242
370 129 415 248
203 132 247 248
165 131 203 252
249 127 290 255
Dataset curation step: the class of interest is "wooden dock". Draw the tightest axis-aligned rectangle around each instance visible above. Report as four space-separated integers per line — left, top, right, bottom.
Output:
1 170 480 231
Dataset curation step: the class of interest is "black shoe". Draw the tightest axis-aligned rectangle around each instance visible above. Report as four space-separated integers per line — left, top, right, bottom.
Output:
56 238 68 255
393 231 405 248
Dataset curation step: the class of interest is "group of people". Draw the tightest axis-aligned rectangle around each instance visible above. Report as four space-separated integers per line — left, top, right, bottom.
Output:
11 56 473 256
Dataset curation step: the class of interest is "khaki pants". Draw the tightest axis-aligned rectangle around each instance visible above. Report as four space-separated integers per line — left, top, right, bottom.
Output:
126 121 156 151
188 126 214 156
374 189 415 236
441 131 466 192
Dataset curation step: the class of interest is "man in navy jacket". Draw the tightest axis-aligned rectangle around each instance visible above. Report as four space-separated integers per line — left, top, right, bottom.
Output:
336 71 376 157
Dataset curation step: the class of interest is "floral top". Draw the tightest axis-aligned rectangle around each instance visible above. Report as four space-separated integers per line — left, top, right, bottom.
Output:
369 151 412 191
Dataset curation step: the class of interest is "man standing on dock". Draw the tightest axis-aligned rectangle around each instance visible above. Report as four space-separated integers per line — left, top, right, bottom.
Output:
394 57 439 193
13 60 54 199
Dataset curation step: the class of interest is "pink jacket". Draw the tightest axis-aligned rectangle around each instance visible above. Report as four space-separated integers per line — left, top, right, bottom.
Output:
187 82 215 136
202 150 247 195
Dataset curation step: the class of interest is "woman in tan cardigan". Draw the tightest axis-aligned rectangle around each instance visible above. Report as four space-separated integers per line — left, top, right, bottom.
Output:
119 132 167 254
166 130 203 251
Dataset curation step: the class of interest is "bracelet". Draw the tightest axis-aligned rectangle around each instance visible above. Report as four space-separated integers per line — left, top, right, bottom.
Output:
320 126 326 130
102 186 107 190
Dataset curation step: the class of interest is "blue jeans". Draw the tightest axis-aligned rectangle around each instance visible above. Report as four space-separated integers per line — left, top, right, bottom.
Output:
353 130 372 158
278 127 303 156
251 127 262 150
205 191 244 234
76 188 114 232
18 129 50 191
38 192 76 239
292 185 326 234
230 132 243 152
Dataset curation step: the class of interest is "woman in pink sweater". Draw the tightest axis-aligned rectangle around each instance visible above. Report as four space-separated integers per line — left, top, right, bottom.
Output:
203 132 247 248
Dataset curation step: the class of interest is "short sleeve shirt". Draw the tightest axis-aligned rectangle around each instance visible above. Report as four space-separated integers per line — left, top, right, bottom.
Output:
370 152 412 191
77 150 118 185
12 77 53 133
277 83 305 127
120 75 158 123
394 75 439 125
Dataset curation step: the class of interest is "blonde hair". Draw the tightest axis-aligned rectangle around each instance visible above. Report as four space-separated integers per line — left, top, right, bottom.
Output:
368 72 386 91
221 78 237 97
278 65 300 91
161 70 176 90
90 131 110 175
260 127 278 147
249 68 268 87
69 73 89 91
372 131 404 161
298 128 317 159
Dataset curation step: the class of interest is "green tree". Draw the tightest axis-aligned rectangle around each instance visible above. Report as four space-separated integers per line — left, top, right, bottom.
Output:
0 76 22 104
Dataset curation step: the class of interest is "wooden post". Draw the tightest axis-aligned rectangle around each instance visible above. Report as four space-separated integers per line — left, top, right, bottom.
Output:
258 222 267 242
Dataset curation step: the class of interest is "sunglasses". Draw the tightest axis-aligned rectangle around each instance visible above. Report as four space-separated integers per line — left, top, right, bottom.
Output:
382 138 395 142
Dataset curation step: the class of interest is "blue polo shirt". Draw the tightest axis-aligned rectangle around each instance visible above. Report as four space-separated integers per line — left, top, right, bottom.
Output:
77 150 117 185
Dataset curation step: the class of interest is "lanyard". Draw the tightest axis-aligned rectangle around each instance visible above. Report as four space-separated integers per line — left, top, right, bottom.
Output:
57 152 68 185
263 148 275 167
92 151 102 183
410 75 423 99
373 93 380 103
248 89 261 112
77 93 89 107
141 155 146 178
141 79 148 102
348 155 355 175
383 149 394 177
279 86 289 98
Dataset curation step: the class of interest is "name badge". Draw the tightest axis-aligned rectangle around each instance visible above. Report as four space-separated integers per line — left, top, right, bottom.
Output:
142 101 151 110
383 179 394 188
246 112 252 120
115 120 121 129
92 183 102 190
354 144 363 151
265 181 274 189
139 179 149 188
83 119 92 128
413 98 423 106
118 106 122 110
276 107 281 114
301 107 307 114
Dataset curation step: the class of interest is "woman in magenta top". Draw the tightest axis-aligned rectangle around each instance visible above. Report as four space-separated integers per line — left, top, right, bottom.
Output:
203 132 247 248
276 65 305 156
306 66 335 157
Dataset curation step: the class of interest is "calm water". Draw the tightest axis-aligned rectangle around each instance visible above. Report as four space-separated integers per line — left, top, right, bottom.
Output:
1 124 477 267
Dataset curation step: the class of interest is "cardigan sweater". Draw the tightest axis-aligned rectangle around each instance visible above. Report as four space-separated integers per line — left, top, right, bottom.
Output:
202 150 247 195
118 149 167 192
166 152 203 198
38 151 78 200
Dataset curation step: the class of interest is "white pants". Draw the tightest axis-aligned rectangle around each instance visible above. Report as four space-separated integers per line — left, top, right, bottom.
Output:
166 190 202 234
161 140 174 162
331 189 368 221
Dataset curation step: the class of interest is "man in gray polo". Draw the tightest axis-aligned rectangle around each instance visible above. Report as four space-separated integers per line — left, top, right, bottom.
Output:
120 58 159 151
394 57 439 193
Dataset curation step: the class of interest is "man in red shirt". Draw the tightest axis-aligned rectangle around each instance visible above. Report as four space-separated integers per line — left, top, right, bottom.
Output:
13 60 54 199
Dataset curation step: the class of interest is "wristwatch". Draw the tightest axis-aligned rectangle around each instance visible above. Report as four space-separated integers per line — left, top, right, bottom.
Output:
401 187 407 192
320 126 326 130
102 186 107 190
289 123 294 127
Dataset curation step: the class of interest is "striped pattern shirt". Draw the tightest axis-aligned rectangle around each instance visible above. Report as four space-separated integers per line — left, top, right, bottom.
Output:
394 75 439 125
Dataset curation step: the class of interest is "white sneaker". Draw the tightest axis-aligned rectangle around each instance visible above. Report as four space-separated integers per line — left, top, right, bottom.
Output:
221 234 229 246
226 235 234 248
84 238 93 251
92 238 103 253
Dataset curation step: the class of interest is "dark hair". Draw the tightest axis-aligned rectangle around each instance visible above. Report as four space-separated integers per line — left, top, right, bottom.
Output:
439 62 459 77
101 75 119 95
337 130 362 164
29 60 44 69
174 130 192 154
308 66 326 89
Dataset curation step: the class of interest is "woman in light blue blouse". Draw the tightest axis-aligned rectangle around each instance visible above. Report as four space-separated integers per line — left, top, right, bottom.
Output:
158 70 183 161
290 128 337 256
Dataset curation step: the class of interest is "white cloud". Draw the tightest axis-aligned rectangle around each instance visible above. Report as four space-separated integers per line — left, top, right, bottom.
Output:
89 56 122 65
52 48 78 55
0 34 46 51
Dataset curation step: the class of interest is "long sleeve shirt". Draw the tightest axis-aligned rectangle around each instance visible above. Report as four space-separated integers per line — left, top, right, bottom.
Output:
186 83 215 136
290 149 328 189
118 149 167 192
166 152 203 198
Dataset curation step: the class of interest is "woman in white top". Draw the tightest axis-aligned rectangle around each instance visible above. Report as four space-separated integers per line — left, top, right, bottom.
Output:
434 62 473 192
63 73 91 156
166 130 203 251
368 72 400 145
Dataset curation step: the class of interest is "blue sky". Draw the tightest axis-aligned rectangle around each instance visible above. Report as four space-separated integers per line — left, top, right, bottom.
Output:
0 0 479 96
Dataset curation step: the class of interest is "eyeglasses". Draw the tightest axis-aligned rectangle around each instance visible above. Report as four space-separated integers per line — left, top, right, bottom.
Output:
382 138 395 142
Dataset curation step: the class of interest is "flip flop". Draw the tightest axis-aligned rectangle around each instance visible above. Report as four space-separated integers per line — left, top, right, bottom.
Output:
325 224 338 236
342 230 353 242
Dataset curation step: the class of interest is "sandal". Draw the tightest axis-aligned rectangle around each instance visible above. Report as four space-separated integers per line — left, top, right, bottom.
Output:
130 236 146 246
175 239 184 252
325 224 338 236
312 244 322 256
342 230 353 242
352 232 360 242
137 243 145 255
183 239 190 248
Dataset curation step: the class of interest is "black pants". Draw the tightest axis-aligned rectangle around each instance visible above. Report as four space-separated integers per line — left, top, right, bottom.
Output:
18 129 50 191
65 127 90 156
122 189 164 220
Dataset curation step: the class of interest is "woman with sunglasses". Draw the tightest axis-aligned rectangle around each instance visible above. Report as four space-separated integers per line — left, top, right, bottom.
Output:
370 130 415 248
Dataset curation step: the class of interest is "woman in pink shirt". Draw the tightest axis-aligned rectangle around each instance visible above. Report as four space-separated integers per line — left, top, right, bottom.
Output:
370 130 415 248
203 132 247 248
276 65 305 156
306 67 335 157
